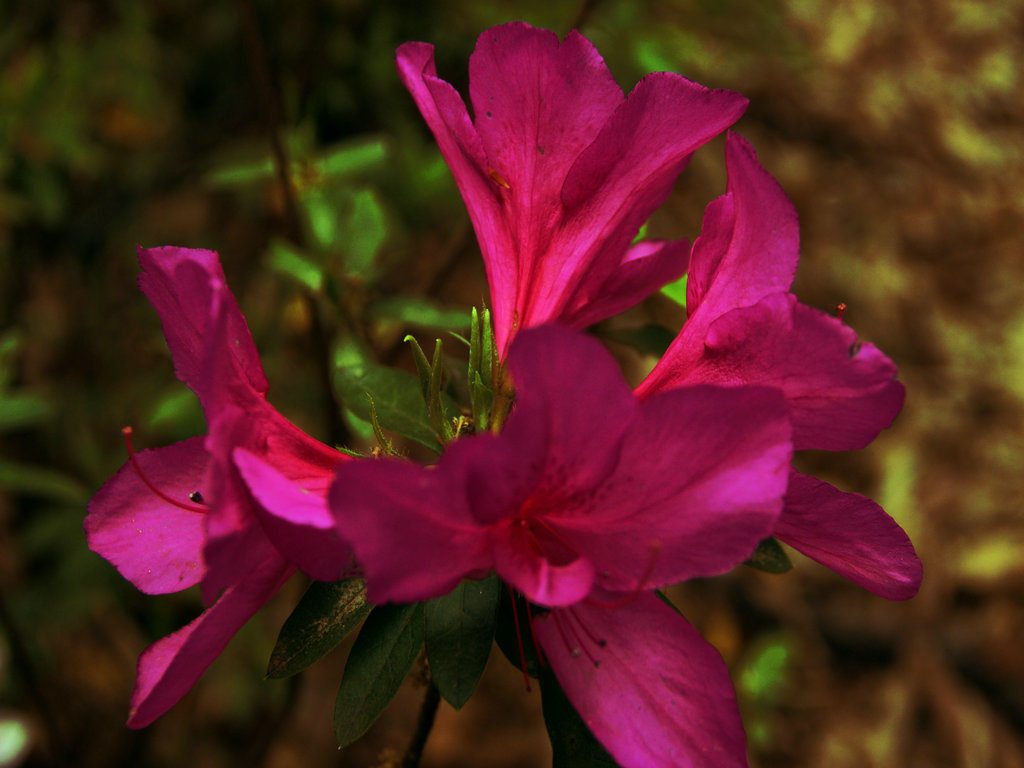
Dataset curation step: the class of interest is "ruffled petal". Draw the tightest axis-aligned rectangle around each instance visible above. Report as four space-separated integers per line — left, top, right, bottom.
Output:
534 592 748 768
561 237 690 330
137 246 268 410
85 437 208 594
234 448 353 582
556 384 791 591
685 132 799 317
640 293 905 451
541 76 746 324
469 24 624 339
776 471 922 600
330 456 491 604
126 561 292 728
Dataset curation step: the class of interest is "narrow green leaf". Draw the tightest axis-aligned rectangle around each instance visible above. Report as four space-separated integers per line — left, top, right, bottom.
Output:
404 335 432 401
267 579 372 679
469 306 482 383
334 363 445 452
744 537 793 574
539 665 620 768
424 576 501 709
481 307 495 388
470 371 494 432
334 603 424 748
602 324 677 358
367 399 396 456
427 339 453 443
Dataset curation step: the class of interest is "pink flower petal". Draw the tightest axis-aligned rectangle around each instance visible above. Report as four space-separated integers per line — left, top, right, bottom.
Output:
641 293 905 451
561 237 690 329
126 561 292 728
398 25 745 353
330 455 492 605
534 592 748 768
199 407 283 604
555 384 791 592
493 526 595 607
684 133 799 317
137 246 268 410
234 448 352 582
85 437 208 594
776 471 922 600
499 324 637 496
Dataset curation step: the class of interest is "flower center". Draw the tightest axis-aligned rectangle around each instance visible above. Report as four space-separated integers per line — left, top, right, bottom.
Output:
121 426 208 513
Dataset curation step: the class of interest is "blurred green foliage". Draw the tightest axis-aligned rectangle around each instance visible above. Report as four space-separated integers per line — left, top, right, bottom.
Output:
1 0 1023 766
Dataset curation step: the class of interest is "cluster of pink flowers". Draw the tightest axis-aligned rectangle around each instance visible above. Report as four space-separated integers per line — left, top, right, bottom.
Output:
87 22 920 767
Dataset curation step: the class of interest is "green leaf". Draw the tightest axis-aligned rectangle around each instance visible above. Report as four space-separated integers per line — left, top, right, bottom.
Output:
0 461 89 504
424 575 501 709
334 363 446 452
602 324 677 357
370 297 471 333
539 665 620 768
0 392 52 431
267 578 372 679
341 188 387 278
660 273 688 308
334 603 424 748
268 239 323 293
313 136 388 178
146 387 202 432
744 537 793 574
404 335 432 401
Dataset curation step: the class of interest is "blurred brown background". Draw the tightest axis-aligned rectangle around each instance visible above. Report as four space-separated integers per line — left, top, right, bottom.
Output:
1 0 1022 766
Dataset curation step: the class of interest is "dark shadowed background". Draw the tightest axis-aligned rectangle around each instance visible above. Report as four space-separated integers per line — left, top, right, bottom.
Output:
2 0 1022 765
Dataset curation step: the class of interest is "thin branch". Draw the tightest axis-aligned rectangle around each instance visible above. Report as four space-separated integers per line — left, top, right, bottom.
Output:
236 0 351 449
401 682 441 768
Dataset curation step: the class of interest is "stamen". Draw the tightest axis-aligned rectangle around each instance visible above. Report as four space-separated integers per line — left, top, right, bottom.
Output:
122 427 207 513
507 585 532 692
559 610 602 669
523 599 546 669
837 303 847 322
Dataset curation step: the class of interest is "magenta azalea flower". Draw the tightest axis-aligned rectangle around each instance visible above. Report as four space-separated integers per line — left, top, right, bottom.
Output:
635 133 921 600
85 247 351 727
397 22 748 356
330 325 792 767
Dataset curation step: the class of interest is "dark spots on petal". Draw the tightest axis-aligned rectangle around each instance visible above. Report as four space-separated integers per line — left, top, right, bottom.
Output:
537 144 545 155
486 111 492 118
593 661 601 669
189 491 205 503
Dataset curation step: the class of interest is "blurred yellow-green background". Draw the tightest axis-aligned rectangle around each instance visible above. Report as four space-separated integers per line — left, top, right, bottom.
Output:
2 0 1022 765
